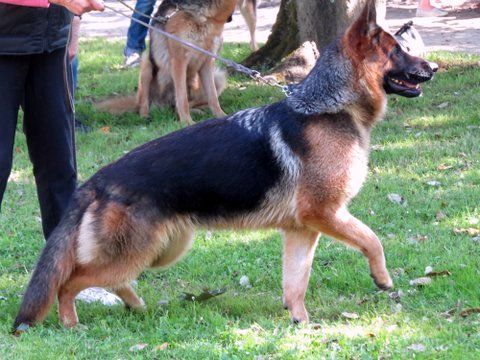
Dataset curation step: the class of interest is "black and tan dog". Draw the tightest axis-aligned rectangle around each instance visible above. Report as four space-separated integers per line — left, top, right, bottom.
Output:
13 0 437 333
96 0 237 125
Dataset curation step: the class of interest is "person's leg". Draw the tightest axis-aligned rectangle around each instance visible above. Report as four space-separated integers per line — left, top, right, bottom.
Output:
0 55 29 211
23 48 77 239
124 0 156 66
417 0 447 17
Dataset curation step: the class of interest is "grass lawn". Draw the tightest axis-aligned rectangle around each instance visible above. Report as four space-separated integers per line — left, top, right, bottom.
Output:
0 40 479 359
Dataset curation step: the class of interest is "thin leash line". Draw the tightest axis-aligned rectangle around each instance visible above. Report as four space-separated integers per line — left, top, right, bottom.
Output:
114 0 178 25
104 1 292 96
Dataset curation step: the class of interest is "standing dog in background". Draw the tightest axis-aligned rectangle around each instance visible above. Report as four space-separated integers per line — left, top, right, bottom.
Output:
13 0 437 333
96 0 237 125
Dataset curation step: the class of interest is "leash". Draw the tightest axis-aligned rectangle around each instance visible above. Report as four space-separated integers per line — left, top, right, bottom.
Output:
104 1 292 97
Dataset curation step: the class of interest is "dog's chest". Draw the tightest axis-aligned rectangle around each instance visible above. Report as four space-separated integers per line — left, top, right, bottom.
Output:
300 121 370 203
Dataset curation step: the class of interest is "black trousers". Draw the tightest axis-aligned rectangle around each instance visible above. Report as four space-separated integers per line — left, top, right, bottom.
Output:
0 48 77 239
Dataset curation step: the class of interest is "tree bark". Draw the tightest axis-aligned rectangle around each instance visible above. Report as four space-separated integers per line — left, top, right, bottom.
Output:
243 0 386 69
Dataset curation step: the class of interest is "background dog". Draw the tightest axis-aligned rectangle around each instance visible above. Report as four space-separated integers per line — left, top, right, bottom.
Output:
96 0 237 124
13 0 436 333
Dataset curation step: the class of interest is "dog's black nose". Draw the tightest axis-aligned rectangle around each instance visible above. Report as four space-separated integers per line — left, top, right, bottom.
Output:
428 61 439 73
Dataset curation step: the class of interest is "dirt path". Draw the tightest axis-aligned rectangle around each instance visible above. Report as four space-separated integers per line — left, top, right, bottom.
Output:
80 0 480 54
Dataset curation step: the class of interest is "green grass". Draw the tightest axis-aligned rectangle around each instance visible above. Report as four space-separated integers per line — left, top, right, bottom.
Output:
0 39 479 359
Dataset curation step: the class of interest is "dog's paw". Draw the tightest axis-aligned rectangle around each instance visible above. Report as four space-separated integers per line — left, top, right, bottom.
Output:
372 274 394 291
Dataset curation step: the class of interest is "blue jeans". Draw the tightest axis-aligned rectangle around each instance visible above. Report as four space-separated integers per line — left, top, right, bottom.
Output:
71 56 78 92
124 0 156 55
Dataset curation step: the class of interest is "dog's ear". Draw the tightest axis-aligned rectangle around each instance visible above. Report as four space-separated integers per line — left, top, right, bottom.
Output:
348 0 380 38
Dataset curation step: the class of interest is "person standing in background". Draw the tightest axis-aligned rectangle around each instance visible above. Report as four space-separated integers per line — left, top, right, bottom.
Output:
0 0 103 239
416 0 448 17
123 0 157 67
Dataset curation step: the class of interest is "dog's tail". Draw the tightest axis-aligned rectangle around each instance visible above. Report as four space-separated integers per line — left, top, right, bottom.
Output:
94 95 138 115
12 192 90 334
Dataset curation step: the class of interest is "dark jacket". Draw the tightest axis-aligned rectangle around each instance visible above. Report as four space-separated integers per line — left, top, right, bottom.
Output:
0 3 72 55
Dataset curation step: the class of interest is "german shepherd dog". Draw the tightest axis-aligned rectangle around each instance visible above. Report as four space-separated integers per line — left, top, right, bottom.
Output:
96 0 237 125
13 0 437 333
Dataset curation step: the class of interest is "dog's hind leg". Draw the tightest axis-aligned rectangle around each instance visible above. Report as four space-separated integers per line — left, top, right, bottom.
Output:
170 55 194 125
282 229 319 324
239 0 258 51
113 284 145 311
57 274 92 328
199 59 226 118
299 206 393 291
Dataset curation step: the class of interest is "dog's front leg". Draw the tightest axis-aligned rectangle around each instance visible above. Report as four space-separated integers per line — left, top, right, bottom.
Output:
170 56 194 125
299 205 393 291
282 229 319 324
137 54 153 118
199 59 226 118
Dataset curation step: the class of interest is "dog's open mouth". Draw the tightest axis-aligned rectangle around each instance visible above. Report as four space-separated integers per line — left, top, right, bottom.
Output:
385 75 422 97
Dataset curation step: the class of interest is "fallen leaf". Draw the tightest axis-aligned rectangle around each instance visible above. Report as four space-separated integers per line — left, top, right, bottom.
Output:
453 228 480 237
436 211 447 220
388 290 404 301
426 270 451 278
407 234 428 244
460 308 480 317
426 180 441 187
437 164 453 171
101 126 110 134
129 343 148 352
441 308 456 318
387 193 404 205
437 102 449 109
180 288 226 302
468 217 479 225
15 147 22 153
341 312 359 319
153 342 169 352
409 277 432 286
408 343 426 352
239 275 251 288
157 299 169 307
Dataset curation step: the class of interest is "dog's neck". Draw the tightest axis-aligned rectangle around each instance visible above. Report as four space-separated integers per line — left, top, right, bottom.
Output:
286 40 386 126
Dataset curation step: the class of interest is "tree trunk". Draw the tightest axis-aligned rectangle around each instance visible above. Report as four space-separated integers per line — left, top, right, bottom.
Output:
243 0 386 69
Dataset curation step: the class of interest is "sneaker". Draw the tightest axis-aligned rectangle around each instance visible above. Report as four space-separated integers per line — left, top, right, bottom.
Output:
416 7 448 17
76 287 122 306
124 51 142 68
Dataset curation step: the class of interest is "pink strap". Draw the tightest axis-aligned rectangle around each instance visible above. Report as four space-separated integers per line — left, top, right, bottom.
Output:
0 0 50 7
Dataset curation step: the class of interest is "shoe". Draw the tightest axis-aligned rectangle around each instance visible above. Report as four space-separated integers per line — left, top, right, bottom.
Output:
124 51 142 68
416 7 448 17
76 287 122 306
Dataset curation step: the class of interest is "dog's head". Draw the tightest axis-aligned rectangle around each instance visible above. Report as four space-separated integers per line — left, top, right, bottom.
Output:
343 0 437 98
